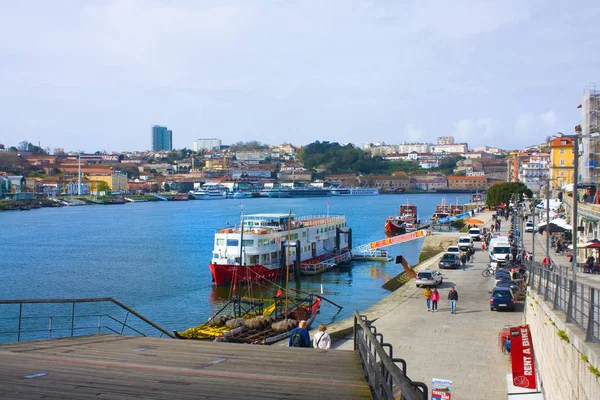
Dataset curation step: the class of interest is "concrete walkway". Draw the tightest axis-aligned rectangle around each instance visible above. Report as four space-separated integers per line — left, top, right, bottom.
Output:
334 210 523 399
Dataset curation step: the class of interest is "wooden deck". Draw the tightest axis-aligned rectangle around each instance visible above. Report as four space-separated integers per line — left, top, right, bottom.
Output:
0 335 372 399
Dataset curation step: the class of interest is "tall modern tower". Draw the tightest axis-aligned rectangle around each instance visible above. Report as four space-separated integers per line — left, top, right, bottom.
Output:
151 125 173 151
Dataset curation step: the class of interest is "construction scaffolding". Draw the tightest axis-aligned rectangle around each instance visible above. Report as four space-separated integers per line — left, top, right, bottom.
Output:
580 83 599 188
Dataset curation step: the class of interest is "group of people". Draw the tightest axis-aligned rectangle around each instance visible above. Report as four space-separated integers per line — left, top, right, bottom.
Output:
288 321 331 349
423 287 459 314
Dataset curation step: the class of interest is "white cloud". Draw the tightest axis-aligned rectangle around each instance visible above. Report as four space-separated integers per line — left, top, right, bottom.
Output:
515 111 558 137
454 118 496 145
403 124 425 142
540 111 558 126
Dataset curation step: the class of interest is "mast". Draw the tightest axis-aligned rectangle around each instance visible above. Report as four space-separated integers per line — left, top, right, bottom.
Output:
236 204 244 316
285 209 291 316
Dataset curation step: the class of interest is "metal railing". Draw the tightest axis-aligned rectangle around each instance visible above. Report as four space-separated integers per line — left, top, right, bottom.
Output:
0 297 175 343
528 264 600 342
353 311 428 400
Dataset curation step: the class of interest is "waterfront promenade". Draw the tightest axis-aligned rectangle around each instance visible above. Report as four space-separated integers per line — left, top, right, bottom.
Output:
334 210 523 399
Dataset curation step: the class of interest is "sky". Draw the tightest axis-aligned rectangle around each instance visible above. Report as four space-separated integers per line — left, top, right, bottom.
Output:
1 0 599 153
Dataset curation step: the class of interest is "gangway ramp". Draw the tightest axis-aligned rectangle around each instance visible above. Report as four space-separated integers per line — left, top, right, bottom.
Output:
0 335 372 399
352 230 427 261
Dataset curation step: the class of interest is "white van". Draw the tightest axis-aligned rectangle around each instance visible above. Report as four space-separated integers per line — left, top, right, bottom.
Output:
468 228 482 241
457 236 473 252
488 236 509 251
490 243 511 263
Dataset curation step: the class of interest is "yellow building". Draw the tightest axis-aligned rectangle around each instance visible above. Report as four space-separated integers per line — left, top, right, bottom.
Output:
86 171 128 193
549 137 574 189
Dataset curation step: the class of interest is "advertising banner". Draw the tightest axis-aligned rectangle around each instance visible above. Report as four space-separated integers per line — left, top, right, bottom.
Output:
510 325 537 390
431 378 452 400
368 229 425 249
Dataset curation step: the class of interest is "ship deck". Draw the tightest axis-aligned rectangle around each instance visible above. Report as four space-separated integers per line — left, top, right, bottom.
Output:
0 335 372 399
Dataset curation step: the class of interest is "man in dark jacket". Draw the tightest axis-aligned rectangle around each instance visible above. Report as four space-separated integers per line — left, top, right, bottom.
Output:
289 320 310 347
448 287 458 314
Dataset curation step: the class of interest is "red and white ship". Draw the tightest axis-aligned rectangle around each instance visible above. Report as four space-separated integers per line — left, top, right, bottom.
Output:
385 203 418 234
209 213 350 286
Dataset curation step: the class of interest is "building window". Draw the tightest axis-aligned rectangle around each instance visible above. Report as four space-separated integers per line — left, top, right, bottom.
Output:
560 148 565 154
560 160 565 166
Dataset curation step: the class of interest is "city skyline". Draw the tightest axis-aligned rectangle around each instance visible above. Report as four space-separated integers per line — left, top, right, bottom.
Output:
1 1 599 152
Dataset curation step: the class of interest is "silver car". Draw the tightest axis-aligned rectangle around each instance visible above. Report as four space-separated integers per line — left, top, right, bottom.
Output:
415 270 443 287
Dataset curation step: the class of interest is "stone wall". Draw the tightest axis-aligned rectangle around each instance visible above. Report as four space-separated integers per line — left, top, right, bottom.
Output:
526 289 600 400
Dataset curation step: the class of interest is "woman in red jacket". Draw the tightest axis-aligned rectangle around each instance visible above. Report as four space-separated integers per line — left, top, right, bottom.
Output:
430 288 440 312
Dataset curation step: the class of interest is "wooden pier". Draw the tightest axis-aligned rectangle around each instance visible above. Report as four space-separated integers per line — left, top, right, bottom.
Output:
0 335 372 399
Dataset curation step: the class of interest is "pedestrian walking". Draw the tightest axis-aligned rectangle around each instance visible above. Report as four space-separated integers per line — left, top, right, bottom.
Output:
430 288 440 312
467 247 474 263
448 287 458 314
424 287 432 311
460 252 467 270
313 324 331 349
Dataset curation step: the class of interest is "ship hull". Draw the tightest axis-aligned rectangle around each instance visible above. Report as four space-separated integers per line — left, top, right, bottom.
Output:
385 219 406 234
209 263 283 285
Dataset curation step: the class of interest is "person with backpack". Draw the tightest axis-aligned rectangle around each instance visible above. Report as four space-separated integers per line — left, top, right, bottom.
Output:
460 252 467 270
312 324 331 349
289 320 310 347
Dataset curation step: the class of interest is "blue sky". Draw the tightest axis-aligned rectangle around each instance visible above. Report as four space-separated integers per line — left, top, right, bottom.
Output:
1 0 599 152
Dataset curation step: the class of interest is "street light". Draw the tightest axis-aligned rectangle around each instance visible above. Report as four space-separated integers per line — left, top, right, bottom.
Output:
555 131 600 282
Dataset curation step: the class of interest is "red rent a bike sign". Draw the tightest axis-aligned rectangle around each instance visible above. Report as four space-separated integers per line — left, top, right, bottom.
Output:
510 325 537 390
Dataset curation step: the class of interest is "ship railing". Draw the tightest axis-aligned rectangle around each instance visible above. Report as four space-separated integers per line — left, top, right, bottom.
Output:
353 312 428 400
0 298 175 343
297 214 345 227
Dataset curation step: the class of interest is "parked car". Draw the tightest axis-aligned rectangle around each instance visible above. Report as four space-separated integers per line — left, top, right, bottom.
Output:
439 253 460 269
446 246 460 255
495 280 523 300
490 287 515 311
457 236 474 252
525 221 534 233
468 228 482 241
415 270 443 287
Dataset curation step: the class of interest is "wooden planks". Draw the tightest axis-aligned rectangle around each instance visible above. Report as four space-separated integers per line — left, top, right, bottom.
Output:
0 335 372 399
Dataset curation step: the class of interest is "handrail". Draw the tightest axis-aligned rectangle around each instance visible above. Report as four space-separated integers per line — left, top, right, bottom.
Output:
0 297 175 342
353 311 428 400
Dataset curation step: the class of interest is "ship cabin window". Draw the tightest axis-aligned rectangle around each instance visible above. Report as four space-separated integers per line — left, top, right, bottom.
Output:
249 255 259 264
302 231 307 238
216 239 225 246
261 254 269 263
242 239 254 246
271 252 277 260
227 239 239 246
234 257 241 263
290 233 298 240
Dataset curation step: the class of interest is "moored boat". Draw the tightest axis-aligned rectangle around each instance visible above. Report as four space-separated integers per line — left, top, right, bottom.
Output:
209 213 351 285
331 187 379 196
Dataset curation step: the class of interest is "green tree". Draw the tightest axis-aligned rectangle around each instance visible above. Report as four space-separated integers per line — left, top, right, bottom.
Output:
486 182 533 207
97 182 110 193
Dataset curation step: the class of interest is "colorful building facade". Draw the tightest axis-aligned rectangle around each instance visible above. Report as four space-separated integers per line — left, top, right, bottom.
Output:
549 137 574 190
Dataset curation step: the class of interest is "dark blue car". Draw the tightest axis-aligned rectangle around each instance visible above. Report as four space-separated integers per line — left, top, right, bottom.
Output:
490 287 515 311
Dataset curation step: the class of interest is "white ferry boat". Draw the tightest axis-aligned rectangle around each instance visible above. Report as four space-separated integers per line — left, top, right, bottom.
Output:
193 183 228 200
209 213 350 285
331 187 379 196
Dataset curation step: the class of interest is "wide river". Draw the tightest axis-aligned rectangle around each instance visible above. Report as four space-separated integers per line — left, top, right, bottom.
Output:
0 193 471 341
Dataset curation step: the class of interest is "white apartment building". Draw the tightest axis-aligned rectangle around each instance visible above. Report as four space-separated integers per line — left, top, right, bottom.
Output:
519 153 549 192
193 138 222 152
397 143 430 153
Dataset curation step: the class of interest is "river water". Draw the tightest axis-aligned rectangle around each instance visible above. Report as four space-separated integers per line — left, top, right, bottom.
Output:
0 193 471 341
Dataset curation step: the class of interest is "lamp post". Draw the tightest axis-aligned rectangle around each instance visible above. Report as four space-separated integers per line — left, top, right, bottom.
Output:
554 131 600 281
